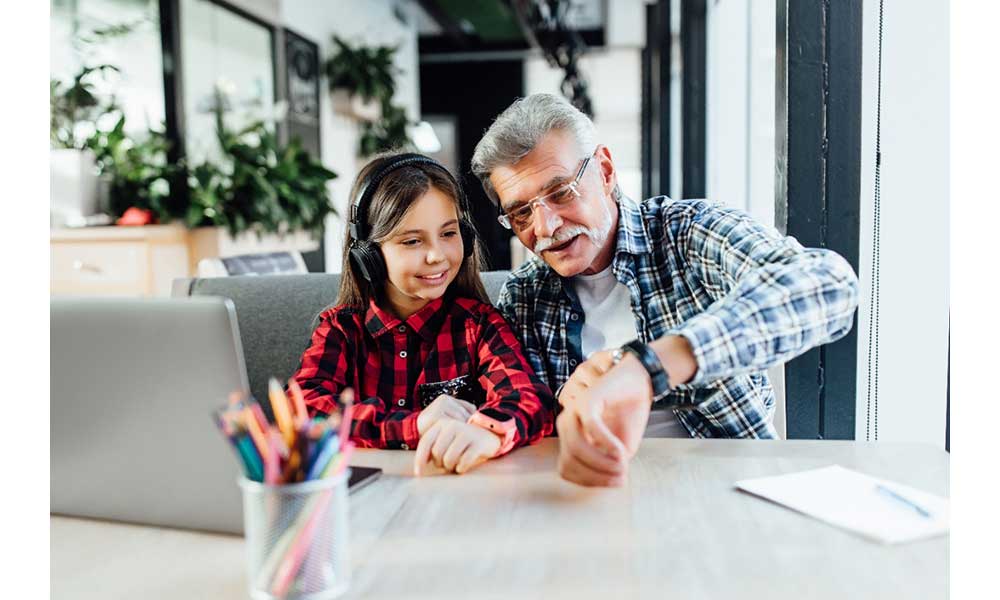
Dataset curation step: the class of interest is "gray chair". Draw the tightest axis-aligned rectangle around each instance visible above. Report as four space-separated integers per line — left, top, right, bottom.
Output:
172 271 511 409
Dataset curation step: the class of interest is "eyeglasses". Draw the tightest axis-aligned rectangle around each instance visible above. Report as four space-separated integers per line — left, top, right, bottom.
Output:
497 148 599 231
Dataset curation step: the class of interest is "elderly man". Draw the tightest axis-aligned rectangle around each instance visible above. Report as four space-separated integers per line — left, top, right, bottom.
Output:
471 93 860 487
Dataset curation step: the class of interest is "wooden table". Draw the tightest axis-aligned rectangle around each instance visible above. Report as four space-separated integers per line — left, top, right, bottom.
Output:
51 439 949 599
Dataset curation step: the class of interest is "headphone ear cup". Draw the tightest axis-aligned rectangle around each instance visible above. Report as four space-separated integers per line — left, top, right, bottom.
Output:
459 220 477 259
349 240 387 286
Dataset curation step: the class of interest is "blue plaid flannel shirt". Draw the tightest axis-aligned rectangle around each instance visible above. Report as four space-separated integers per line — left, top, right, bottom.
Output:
496 196 860 439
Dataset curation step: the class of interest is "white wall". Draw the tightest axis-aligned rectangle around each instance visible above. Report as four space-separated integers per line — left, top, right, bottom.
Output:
704 0 775 226
855 0 949 447
280 0 420 272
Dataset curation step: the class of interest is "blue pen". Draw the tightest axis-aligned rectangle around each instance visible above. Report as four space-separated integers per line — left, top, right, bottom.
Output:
875 484 932 518
307 433 341 480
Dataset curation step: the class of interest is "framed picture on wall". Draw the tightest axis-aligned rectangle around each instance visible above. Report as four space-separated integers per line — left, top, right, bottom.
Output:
284 28 321 157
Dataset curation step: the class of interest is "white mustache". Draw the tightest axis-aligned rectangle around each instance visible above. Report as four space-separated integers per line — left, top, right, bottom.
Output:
534 225 595 254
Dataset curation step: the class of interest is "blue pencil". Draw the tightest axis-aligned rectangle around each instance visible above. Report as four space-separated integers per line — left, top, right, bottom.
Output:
236 433 265 482
306 433 341 480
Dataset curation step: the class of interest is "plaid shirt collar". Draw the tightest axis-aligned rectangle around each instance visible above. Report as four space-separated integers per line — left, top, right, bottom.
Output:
364 294 450 341
614 196 654 256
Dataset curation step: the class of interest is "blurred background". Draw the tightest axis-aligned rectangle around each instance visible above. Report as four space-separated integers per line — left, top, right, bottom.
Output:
48 0 949 447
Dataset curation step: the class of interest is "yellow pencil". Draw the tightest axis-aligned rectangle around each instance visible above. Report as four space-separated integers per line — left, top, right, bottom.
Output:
268 378 296 448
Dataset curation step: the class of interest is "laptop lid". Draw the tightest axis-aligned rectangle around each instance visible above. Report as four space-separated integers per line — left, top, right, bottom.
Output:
51 297 250 534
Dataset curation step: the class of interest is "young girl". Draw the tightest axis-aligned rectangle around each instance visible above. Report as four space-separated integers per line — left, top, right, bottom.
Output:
289 152 554 476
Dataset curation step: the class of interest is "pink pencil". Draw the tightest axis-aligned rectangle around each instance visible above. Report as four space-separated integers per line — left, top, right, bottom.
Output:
337 388 354 451
271 443 354 596
270 490 332 597
287 379 309 426
321 441 355 479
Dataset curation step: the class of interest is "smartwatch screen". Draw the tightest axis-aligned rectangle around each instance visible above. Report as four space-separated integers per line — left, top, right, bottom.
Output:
478 408 514 423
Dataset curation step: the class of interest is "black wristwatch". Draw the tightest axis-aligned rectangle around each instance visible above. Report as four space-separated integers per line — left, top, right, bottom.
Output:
611 339 672 400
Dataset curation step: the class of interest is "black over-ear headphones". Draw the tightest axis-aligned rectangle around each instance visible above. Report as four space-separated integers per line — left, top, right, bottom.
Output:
348 153 477 286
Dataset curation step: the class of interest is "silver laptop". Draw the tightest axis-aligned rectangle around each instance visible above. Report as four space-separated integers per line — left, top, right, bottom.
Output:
51 297 250 534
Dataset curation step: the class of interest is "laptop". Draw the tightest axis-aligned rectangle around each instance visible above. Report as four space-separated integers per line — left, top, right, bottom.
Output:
51 297 254 534
51 296 382 535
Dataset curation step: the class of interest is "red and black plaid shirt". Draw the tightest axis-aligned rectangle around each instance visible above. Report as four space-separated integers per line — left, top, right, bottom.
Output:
291 292 555 451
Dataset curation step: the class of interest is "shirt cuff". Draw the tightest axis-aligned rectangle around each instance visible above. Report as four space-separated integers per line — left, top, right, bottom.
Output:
400 412 421 450
671 311 735 389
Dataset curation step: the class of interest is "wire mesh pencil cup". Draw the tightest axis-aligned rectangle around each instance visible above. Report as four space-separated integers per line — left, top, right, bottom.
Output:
239 470 351 600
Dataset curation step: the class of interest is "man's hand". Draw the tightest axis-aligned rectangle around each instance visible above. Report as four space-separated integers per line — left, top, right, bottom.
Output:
414 419 502 476
416 394 476 436
556 350 655 486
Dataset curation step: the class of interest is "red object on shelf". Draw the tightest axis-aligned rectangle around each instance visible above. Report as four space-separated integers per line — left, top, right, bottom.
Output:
116 207 156 226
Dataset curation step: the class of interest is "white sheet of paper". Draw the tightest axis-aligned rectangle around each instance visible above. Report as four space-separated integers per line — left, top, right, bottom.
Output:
735 465 950 544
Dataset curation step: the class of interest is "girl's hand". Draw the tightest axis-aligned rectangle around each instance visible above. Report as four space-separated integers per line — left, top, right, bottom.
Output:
416 394 476 436
414 420 501 476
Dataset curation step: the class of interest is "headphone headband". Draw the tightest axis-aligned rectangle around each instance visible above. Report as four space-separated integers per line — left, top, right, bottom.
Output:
349 153 467 242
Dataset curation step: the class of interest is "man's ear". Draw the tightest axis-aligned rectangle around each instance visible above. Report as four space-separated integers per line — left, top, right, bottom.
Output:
596 145 618 198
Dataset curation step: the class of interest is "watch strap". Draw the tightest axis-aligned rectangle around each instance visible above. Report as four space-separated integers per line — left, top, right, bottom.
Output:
621 339 672 400
468 412 517 456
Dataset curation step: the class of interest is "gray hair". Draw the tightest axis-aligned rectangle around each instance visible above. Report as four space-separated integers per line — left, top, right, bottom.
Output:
471 93 596 206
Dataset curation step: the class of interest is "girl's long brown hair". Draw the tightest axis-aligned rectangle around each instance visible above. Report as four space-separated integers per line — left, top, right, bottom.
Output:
337 151 489 310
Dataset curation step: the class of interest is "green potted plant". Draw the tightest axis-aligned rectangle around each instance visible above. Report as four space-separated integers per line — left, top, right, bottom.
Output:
86 83 337 256
181 91 338 260
324 36 398 121
50 19 147 227
49 64 119 225
359 102 414 157
86 113 182 224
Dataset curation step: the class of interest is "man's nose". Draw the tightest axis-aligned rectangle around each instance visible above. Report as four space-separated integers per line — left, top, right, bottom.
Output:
532 202 563 240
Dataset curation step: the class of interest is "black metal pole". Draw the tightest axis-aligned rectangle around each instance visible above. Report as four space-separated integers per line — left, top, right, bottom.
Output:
776 0 863 439
641 5 652 200
158 0 189 212
681 0 706 199
642 0 672 200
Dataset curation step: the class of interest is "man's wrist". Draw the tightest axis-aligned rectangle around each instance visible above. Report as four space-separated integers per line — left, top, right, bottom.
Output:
619 340 671 399
610 349 654 402
648 335 698 388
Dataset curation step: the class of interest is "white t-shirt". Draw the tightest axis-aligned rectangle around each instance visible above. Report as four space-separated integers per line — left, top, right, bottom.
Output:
572 265 636 359
571 266 689 438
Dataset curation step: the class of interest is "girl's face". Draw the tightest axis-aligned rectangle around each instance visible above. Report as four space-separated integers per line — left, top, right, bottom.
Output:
380 186 465 319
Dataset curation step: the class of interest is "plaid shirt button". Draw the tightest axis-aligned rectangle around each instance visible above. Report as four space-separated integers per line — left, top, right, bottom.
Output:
397 326 406 332
397 398 405 406
399 350 407 358
401 443 409 450
570 313 579 321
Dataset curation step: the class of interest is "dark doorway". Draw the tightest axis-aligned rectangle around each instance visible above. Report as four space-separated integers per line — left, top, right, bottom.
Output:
419 59 524 270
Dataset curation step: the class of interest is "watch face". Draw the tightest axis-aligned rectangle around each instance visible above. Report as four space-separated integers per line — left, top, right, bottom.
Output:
478 408 514 423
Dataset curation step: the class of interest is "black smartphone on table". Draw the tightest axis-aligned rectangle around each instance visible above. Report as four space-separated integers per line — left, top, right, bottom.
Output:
347 466 382 494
